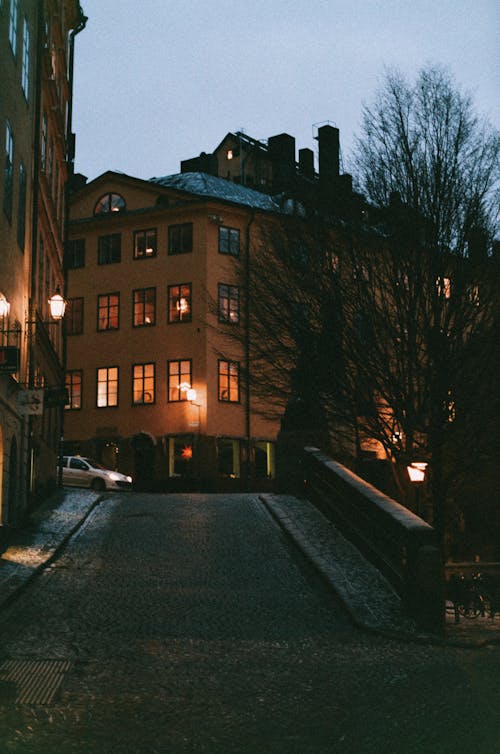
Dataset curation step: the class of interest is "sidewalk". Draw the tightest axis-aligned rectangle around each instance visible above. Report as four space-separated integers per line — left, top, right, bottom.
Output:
260 493 500 648
0 489 498 648
0 489 102 609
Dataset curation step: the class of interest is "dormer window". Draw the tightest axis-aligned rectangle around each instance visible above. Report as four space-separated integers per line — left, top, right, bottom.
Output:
94 192 126 215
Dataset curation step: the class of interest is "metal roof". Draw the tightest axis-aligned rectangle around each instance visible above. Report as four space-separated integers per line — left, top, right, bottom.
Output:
149 172 281 212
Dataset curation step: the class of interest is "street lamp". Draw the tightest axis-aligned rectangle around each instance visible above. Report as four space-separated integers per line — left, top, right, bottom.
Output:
407 461 428 518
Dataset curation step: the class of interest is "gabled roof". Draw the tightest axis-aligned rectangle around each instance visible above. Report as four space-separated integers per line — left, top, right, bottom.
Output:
149 172 281 212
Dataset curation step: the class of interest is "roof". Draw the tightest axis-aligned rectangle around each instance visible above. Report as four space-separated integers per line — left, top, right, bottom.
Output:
149 172 281 212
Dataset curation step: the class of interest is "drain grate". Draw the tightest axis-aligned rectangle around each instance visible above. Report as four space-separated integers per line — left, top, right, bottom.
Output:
0 659 72 704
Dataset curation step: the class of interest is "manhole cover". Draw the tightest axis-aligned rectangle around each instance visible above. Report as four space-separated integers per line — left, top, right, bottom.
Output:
0 659 72 704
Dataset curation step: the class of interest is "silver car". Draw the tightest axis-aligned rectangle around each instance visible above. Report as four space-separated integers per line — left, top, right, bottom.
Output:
61 456 132 491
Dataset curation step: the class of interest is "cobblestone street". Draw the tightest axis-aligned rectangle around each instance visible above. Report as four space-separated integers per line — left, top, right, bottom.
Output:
0 492 499 753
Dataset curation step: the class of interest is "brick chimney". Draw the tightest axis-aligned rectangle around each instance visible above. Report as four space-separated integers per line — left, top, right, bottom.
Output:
268 133 295 192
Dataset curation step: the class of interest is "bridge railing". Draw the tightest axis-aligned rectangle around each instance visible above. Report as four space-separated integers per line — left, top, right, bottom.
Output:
303 447 444 630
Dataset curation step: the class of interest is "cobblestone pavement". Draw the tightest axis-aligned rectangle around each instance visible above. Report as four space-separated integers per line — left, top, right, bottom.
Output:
0 491 498 753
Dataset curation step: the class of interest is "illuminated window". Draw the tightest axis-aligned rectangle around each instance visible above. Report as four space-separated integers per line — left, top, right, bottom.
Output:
65 370 82 410
436 276 451 299
97 293 119 331
218 226 240 256
98 233 121 264
168 223 192 255
134 228 157 258
21 16 29 99
94 192 126 215
218 360 239 402
168 284 192 323
67 297 84 335
3 121 14 221
9 0 18 55
227 149 234 160
133 287 155 327
133 363 155 404
97 366 118 407
218 284 239 323
168 360 192 402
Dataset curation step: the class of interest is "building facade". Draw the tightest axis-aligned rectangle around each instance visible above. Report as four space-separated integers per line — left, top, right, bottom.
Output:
64 171 281 490
0 0 85 525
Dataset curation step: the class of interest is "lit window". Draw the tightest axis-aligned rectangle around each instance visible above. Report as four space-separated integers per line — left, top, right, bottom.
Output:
134 228 157 259
9 0 18 55
3 121 14 221
67 298 84 335
168 223 192 255
97 366 118 407
94 192 126 215
97 293 119 331
436 276 451 299
98 233 121 264
218 284 239 323
218 226 240 256
21 16 30 98
65 370 82 410
168 284 192 323
218 360 239 402
168 360 192 402
133 288 156 327
133 363 155 404
227 149 234 160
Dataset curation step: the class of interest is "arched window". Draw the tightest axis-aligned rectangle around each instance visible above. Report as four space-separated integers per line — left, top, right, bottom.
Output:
94 192 126 215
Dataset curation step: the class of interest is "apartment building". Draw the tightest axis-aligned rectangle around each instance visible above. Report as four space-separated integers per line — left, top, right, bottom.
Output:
0 0 85 525
64 171 282 490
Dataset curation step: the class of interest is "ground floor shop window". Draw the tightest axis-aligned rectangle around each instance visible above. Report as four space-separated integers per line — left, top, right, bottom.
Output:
254 441 275 479
217 438 240 478
168 435 194 477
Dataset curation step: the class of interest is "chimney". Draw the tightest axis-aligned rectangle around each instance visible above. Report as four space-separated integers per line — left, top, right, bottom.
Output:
299 148 314 179
268 133 295 191
317 124 339 183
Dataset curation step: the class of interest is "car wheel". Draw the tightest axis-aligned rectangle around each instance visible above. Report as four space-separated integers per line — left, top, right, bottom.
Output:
91 478 106 491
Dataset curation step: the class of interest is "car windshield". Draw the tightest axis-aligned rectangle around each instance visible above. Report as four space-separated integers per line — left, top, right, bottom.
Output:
83 458 107 470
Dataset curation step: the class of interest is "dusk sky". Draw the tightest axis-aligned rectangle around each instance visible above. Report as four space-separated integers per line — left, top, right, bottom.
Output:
72 0 499 183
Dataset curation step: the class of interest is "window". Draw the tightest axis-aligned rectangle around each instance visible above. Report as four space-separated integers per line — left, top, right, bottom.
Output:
133 287 155 327
65 238 85 268
133 363 155 404
3 121 14 221
21 16 29 99
168 284 192 323
41 112 47 171
218 360 239 402
218 284 239 323
255 441 276 480
168 359 192 402
65 370 82 410
94 192 126 215
217 438 240 478
17 162 26 249
98 233 121 264
97 366 118 407
9 0 18 55
134 228 157 259
67 298 83 335
168 223 192 255
97 293 119 331
218 226 240 256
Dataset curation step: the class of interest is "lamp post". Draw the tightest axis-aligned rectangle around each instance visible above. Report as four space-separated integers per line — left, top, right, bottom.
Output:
407 461 428 518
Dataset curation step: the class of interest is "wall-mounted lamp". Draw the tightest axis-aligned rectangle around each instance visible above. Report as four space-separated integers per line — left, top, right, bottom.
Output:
0 293 10 318
0 289 67 329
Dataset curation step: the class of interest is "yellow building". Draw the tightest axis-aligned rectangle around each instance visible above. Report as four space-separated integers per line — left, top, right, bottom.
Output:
0 0 85 525
65 171 280 490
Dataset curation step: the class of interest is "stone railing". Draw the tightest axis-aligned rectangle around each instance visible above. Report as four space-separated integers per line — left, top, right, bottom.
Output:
303 447 444 630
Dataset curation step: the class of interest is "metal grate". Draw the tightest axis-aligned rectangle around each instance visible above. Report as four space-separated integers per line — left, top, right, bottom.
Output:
0 659 72 704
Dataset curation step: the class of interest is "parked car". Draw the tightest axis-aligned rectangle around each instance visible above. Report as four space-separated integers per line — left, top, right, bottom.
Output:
60 456 133 491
